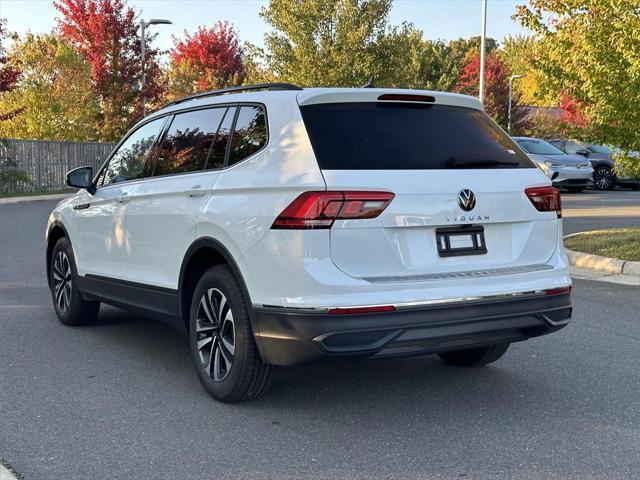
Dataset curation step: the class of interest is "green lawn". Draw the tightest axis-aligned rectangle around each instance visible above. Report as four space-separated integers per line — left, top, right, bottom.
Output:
565 228 640 262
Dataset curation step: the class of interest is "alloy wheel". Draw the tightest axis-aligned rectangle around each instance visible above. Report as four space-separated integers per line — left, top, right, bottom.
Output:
53 251 72 313
195 288 236 381
594 167 614 190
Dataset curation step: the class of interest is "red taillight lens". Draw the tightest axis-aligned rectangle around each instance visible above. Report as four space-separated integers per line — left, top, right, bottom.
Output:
525 186 562 218
272 191 394 229
544 286 572 296
328 305 395 315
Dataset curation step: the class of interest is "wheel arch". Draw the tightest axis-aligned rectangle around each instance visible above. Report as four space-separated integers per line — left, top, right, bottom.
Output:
46 221 70 288
178 237 254 334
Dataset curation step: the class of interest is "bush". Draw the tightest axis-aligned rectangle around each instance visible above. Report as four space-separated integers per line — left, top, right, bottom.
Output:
613 151 640 180
0 140 31 193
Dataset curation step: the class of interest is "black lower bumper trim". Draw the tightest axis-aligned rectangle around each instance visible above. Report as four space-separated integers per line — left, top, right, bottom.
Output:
253 293 571 366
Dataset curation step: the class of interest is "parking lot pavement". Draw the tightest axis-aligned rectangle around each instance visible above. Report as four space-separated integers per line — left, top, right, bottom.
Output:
562 189 640 234
1 196 639 479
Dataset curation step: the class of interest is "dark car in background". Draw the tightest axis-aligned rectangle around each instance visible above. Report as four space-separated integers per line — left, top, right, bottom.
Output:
513 137 593 192
550 139 640 191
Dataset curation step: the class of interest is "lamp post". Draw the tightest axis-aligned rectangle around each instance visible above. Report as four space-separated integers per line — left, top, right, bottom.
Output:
508 74 525 133
479 0 487 104
140 18 172 116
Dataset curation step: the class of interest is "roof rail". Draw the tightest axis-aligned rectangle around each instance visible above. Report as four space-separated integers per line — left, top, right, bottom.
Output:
161 83 303 109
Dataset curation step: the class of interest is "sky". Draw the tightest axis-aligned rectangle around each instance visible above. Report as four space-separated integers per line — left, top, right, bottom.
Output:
0 0 530 52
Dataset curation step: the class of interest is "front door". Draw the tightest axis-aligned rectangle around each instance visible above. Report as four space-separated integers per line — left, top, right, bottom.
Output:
71 117 167 295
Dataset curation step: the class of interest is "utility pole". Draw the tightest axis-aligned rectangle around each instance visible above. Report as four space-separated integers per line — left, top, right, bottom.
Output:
508 74 525 133
139 18 172 117
479 0 487 105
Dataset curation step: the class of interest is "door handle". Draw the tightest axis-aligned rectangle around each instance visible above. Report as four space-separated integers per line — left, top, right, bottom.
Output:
187 185 207 198
117 192 130 203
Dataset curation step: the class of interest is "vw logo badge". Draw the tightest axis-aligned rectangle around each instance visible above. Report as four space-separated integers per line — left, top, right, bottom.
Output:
457 189 476 212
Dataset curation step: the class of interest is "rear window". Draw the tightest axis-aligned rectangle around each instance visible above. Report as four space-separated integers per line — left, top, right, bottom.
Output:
300 102 533 170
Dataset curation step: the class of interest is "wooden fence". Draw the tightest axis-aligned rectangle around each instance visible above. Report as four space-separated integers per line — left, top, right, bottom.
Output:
0 138 116 194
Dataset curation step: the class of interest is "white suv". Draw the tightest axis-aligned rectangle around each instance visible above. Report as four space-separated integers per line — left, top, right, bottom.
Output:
46 84 572 402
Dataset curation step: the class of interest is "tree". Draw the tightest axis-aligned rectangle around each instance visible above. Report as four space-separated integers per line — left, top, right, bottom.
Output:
167 22 245 99
0 19 22 121
260 0 397 87
54 0 164 141
514 0 640 150
499 35 557 107
454 53 528 132
0 34 99 141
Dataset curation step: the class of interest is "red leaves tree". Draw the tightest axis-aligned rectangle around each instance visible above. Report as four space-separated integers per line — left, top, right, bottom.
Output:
558 93 589 129
0 19 23 121
54 0 163 140
454 53 528 132
168 22 245 99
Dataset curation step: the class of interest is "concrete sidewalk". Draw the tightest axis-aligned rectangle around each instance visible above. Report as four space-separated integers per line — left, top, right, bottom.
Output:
0 193 70 205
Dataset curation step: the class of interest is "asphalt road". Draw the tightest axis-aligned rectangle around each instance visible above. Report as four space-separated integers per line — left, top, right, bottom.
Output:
1 195 639 479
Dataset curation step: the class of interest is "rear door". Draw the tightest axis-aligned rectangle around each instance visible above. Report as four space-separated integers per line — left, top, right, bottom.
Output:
124 106 235 296
298 97 558 280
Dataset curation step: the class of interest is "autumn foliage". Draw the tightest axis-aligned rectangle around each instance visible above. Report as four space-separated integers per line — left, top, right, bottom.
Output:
454 53 527 132
168 22 245 98
54 0 163 140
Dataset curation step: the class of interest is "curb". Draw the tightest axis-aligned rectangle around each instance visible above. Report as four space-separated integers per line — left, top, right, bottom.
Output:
564 232 640 276
0 460 20 480
0 193 70 205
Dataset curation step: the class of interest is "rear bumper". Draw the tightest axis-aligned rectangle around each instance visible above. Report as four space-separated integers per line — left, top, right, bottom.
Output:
253 291 571 366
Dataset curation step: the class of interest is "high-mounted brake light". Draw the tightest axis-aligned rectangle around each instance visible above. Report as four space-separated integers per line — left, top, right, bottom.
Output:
525 186 562 218
272 191 395 229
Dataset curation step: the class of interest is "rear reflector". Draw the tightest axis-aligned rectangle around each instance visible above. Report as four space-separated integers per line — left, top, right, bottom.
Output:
272 191 394 229
328 305 395 315
525 186 562 218
544 286 572 295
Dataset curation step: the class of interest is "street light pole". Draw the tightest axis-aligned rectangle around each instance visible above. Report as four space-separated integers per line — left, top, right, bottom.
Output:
508 74 525 134
139 18 172 117
479 0 487 105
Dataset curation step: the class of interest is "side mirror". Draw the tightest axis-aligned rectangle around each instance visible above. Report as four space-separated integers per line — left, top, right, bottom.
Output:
575 149 591 157
66 166 96 194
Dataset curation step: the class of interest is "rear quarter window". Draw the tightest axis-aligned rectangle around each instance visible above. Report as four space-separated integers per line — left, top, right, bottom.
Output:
300 102 534 170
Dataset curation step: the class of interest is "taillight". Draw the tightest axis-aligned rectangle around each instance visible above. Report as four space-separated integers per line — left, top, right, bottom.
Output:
525 186 562 218
272 191 394 229
544 286 572 295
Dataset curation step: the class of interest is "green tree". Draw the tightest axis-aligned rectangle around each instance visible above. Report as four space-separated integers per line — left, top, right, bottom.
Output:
0 33 99 141
499 35 557 107
514 0 640 149
260 0 402 87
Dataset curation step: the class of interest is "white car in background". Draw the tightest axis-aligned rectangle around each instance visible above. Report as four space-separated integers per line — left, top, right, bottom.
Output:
46 84 573 402
512 137 594 193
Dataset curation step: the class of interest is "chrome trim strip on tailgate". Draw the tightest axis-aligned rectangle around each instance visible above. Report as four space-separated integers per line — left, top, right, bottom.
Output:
360 263 554 284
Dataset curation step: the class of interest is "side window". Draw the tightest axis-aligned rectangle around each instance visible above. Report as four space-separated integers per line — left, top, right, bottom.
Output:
227 105 267 166
99 118 165 186
153 108 226 177
206 107 236 170
565 141 581 154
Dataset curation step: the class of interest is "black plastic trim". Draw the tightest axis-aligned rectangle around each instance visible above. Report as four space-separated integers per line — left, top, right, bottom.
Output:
252 292 572 366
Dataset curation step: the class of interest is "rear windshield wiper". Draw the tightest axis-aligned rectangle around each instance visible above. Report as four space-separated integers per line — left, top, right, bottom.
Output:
446 157 521 169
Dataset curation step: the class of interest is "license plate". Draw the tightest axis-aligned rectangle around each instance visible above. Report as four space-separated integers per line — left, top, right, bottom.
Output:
436 226 487 257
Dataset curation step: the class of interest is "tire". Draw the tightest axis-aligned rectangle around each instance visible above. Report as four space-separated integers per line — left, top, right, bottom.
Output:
50 237 100 326
437 343 510 367
593 166 615 191
566 187 585 193
189 265 271 403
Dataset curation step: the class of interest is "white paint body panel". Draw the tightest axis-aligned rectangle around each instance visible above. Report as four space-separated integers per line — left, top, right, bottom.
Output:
49 87 571 311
